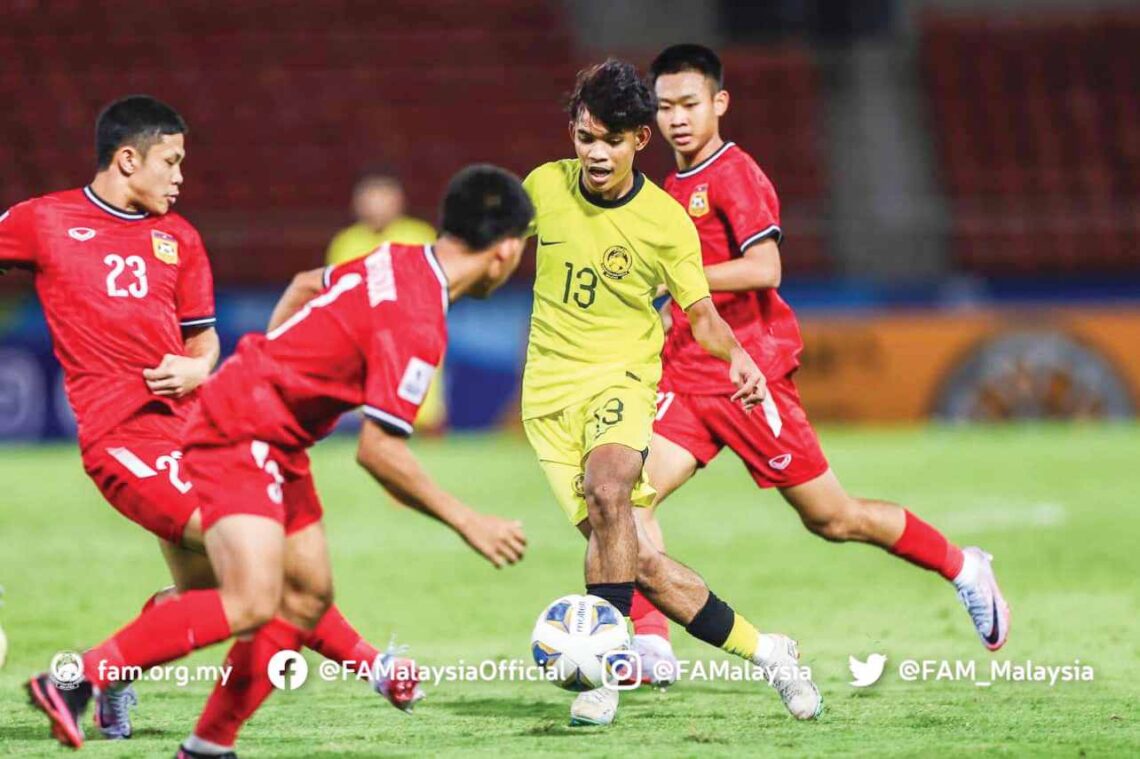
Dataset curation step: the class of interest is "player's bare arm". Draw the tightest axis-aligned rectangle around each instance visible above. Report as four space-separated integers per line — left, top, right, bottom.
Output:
356 419 527 568
143 326 219 398
703 238 781 291
684 297 766 408
267 267 325 331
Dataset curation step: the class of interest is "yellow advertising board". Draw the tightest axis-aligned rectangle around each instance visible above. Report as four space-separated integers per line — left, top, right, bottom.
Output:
795 308 1140 422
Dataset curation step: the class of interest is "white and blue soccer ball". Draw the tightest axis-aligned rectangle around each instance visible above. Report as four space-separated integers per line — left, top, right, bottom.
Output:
530 594 630 691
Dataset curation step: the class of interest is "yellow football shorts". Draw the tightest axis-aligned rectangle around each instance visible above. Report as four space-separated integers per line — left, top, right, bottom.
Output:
523 383 658 526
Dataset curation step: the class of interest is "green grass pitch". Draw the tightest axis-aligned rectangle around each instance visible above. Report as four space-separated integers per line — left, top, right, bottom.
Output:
1 425 1137 756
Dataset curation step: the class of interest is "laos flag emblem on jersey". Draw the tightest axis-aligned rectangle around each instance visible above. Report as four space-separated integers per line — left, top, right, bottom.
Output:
688 184 709 218
151 230 179 264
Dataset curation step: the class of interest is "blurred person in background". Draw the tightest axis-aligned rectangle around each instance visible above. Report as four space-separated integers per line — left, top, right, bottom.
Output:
328 170 444 431
326 170 436 264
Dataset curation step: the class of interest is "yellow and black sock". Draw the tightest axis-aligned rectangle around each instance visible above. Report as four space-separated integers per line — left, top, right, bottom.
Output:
684 591 759 660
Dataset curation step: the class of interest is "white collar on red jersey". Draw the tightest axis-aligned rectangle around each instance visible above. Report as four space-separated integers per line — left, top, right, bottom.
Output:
674 141 736 179
83 186 148 221
423 245 449 313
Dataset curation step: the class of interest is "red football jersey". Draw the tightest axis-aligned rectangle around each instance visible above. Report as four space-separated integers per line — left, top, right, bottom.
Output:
191 243 448 450
0 187 215 447
662 142 803 394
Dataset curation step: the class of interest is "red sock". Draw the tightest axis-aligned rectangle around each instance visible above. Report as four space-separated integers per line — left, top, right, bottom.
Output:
193 617 306 748
890 510 964 581
304 604 380 674
631 588 670 640
83 589 230 689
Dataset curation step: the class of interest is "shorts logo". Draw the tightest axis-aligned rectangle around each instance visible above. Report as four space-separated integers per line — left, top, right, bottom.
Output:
151 230 179 264
68 227 96 241
601 246 632 280
572 472 585 498
688 185 710 218
769 453 793 470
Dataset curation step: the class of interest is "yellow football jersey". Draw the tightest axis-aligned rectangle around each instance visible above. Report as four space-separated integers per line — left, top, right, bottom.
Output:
521 159 710 419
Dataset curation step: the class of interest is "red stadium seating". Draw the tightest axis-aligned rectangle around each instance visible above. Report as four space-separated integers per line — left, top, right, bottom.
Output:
921 10 1140 277
0 2 830 283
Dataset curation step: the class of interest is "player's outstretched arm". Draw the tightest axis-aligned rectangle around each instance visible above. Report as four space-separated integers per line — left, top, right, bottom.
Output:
355 419 527 568
703 238 782 292
143 327 220 398
267 268 325 331
685 297 767 409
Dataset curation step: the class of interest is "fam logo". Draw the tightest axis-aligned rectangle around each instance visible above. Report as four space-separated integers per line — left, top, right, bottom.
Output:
601 246 632 280
572 472 585 498
687 184 709 218
50 651 85 690
151 230 179 264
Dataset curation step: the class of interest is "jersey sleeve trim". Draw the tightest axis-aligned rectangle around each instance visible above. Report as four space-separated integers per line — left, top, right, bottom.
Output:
740 225 783 250
423 245 450 313
676 293 710 312
180 316 217 328
363 405 414 437
322 265 334 289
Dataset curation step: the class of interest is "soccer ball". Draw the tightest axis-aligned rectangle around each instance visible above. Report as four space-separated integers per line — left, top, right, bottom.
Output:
530 594 630 691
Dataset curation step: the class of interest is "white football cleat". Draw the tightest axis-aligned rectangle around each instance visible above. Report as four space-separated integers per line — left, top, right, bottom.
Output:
632 634 679 687
953 547 1011 651
753 634 823 720
569 687 619 726
370 641 425 712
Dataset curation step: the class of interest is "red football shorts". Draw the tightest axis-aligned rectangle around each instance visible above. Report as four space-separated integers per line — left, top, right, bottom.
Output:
184 440 323 535
81 409 198 544
654 373 829 489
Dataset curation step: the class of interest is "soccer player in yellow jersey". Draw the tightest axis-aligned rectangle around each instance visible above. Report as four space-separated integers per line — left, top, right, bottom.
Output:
522 60 822 726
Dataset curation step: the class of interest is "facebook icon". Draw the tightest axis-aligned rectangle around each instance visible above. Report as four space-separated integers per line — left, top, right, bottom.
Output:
267 650 309 691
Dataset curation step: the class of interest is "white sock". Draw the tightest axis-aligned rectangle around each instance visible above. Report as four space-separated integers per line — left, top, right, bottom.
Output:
952 551 980 587
182 734 234 755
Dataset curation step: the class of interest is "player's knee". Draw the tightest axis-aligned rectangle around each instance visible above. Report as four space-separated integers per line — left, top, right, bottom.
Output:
226 596 279 634
281 581 334 628
584 480 631 527
222 577 283 633
803 498 863 543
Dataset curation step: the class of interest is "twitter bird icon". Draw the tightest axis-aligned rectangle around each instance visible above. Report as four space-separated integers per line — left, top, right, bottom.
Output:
849 653 887 687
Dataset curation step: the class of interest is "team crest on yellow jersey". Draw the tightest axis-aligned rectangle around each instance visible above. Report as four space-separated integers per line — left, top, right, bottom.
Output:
688 184 710 218
601 246 632 280
572 472 585 498
151 230 179 264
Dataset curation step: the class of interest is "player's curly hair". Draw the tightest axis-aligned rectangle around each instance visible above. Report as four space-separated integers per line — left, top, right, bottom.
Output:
565 59 657 133
440 164 534 250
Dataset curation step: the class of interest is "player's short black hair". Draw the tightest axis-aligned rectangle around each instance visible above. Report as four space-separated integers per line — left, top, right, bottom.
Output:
649 44 724 90
95 95 187 169
566 59 656 133
440 165 534 250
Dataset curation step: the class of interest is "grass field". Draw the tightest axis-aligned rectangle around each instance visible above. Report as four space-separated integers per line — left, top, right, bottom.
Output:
1 425 1137 757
